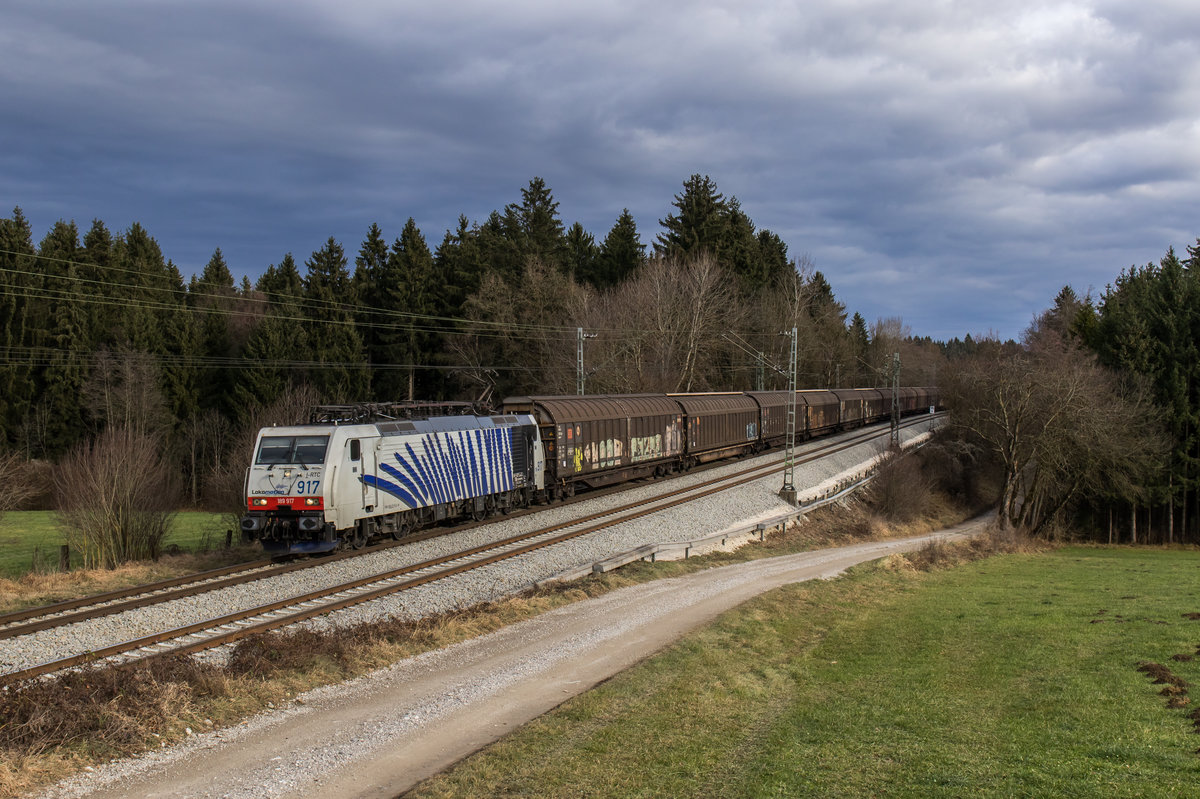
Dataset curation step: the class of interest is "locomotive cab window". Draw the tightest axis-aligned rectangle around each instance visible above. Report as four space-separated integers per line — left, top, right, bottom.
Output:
255 435 330 465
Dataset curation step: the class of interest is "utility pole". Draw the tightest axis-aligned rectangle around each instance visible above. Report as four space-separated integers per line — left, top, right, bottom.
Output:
780 326 798 504
890 351 901 448
576 328 596 395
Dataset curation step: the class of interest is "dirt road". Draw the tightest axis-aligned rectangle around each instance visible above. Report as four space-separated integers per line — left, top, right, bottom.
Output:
37 519 988 799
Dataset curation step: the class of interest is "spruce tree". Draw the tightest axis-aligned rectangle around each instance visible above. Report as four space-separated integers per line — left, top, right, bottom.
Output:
593 209 645 288
30 221 84 454
257 253 304 298
656 174 729 260
756 230 791 287
112 223 169 352
303 237 368 400
230 309 298 418
513 177 565 269
79 219 116 354
352 223 389 377
160 258 199 432
478 210 524 286
723 199 762 291
39 260 90 454
376 218 435 400
849 312 870 383
191 248 239 418
232 253 308 416
563 222 597 282
434 216 485 319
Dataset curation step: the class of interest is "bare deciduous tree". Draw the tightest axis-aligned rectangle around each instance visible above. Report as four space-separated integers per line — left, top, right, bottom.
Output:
451 257 592 398
0 451 39 519
175 408 234 507
55 427 181 568
83 347 171 438
584 254 742 393
946 328 1166 534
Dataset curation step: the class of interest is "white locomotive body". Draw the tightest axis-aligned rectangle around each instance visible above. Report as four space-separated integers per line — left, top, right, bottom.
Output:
241 411 544 555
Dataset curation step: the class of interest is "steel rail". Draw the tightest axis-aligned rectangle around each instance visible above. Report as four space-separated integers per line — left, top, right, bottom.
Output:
0 558 273 628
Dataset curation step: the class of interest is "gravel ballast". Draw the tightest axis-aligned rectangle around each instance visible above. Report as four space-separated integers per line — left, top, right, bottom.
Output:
2 419 938 677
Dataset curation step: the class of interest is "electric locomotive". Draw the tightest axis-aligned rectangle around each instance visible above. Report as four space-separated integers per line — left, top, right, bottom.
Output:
240 404 544 555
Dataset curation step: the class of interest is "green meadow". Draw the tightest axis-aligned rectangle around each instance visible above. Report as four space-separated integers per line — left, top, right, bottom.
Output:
413 547 1200 798
0 511 230 578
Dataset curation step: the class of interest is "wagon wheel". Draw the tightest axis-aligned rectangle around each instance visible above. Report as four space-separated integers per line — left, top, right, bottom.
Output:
470 503 486 522
391 515 412 541
349 524 368 549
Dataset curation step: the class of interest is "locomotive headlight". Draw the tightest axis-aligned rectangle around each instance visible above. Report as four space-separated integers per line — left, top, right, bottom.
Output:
283 469 293 478
303 497 321 507
251 498 269 506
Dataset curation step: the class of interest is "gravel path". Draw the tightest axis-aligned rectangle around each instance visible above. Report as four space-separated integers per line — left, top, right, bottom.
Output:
2 418 937 677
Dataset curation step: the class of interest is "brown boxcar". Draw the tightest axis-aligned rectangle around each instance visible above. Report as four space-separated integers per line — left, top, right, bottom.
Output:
832 389 869 427
856 388 888 423
746 391 795 446
501 394 683 490
668 393 760 464
798 390 839 435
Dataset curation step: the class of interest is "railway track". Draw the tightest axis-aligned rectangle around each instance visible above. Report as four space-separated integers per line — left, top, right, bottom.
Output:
0 415 938 686
0 431 773 642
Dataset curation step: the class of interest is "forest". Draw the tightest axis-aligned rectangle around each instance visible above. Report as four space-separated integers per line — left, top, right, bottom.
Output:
0 174 1197 558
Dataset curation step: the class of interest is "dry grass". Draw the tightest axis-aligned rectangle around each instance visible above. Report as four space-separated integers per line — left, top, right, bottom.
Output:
0 577 639 797
894 525 1049 572
0 548 260 615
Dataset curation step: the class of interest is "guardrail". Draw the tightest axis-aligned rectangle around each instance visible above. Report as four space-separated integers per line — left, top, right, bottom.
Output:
532 447 913 589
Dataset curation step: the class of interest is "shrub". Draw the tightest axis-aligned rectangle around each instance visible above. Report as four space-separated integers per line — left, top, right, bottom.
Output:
0 453 42 519
54 427 182 568
866 448 933 522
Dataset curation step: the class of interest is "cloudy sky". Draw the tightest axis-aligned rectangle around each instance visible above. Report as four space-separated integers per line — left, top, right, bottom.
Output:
4 0 1199 341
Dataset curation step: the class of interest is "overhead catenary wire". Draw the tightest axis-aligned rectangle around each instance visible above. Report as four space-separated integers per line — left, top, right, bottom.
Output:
0 248 806 346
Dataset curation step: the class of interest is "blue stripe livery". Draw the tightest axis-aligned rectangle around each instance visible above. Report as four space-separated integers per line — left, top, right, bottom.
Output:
365 429 516 509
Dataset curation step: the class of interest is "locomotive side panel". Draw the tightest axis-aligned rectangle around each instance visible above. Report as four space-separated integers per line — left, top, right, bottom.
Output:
366 421 516 514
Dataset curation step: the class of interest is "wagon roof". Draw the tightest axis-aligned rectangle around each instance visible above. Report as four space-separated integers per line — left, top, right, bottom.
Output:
667 392 758 414
746 390 822 410
502 394 681 423
795 389 839 403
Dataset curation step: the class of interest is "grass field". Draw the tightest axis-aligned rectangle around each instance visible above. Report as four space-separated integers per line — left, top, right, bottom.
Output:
411 547 1200 798
0 510 231 578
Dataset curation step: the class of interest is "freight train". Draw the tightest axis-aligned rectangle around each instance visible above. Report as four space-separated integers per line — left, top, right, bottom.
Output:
240 388 939 556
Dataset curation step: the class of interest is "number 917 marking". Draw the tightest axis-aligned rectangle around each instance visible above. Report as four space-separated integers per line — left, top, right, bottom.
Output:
295 480 320 495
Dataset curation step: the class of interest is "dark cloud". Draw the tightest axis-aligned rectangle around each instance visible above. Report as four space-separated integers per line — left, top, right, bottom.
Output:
3 0 1199 340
